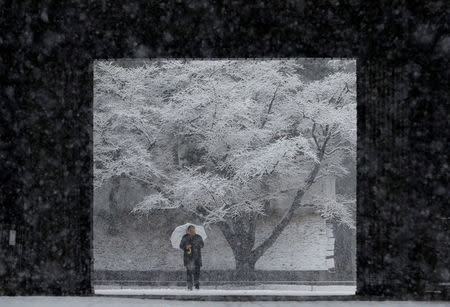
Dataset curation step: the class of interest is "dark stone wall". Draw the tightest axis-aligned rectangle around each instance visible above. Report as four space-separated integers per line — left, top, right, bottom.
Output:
0 0 448 298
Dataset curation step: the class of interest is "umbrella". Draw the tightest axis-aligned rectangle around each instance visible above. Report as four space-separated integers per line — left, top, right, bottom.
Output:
170 223 207 249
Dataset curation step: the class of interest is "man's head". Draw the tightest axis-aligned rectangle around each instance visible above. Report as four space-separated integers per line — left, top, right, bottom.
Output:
187 225 196 236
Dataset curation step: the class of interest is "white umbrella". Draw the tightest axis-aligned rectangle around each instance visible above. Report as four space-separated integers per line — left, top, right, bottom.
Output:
170 223 207 249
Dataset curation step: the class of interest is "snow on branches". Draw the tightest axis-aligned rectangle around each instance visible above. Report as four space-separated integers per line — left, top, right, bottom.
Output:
317 194 356 229
94 59 356 227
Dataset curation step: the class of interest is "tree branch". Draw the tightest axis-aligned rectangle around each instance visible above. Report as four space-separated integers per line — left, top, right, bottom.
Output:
301 110 316 124
260 84 281 128
312 123 320 150
250 131 331 262
325 146 351 156
269 151 287 175
216 219 238 252
248 212 257 249
132 121 154 147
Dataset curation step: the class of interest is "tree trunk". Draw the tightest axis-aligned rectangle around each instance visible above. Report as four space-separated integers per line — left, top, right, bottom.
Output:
235 257 257 280
216 215 260 280
235 259 255 271
172 132 180 166
107 176 121 236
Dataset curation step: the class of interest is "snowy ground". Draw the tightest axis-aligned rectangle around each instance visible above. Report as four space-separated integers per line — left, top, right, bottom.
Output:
0 297 448 307
94 284 356 296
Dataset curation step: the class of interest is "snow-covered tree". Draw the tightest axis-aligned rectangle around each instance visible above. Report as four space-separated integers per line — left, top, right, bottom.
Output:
94 59 356 276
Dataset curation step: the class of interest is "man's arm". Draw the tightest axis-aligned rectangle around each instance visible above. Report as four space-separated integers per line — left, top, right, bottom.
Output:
198 235 204 248
179 236 187 250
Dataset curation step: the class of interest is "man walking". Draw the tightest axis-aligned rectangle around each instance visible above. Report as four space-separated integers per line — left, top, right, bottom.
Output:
179 225 204 290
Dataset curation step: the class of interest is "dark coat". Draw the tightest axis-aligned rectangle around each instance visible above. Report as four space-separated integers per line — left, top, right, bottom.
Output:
179 233 204 267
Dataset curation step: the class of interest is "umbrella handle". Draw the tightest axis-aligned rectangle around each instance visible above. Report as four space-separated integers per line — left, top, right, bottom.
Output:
187 247 192 255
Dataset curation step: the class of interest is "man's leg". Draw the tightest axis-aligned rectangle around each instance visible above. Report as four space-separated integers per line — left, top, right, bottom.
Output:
194 265 200 289
186 268 193 290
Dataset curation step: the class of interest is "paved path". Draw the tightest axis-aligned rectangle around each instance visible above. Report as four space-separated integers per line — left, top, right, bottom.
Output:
95 284 356 297
0 297 448 307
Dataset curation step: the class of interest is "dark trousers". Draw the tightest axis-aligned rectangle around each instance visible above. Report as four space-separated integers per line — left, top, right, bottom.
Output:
186 265 200 289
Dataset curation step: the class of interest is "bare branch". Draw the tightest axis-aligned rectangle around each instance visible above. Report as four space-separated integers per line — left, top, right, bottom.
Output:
324 124 329 136
269 151 287 175
250 130 332 261
312 123 320 150
267 84 281 115
132 121 153 147
217 220 238 252
325 146 351 156
301 110 316 124
248 212 257 248
199 182 231 210
260 84 281 128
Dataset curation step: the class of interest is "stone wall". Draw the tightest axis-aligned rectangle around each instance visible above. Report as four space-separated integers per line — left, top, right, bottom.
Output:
93 208 330 271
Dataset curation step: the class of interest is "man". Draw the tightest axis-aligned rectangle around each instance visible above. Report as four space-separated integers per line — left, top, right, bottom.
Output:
179 225 204 290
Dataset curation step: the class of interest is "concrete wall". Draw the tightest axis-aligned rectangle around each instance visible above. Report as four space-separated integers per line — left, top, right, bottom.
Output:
270 175 336 214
